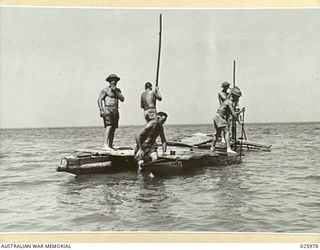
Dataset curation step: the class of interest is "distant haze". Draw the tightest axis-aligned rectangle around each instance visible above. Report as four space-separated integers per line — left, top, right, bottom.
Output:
1 7 319 128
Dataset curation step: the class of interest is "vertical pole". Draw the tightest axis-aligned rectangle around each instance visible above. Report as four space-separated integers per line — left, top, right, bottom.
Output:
239 110 245 162
233 60 236 88
155 14 162 87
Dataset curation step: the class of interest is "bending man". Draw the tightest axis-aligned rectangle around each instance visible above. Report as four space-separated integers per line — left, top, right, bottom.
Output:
135 112 168 169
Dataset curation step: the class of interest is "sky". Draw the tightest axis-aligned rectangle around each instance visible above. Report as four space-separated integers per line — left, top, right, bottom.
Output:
0 7 320 128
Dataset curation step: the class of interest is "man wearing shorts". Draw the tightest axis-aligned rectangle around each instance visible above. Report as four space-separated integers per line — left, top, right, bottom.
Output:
140 82 162 122
135 112 168 170
218 81 231 143
97 74 125 150
211 87 244 154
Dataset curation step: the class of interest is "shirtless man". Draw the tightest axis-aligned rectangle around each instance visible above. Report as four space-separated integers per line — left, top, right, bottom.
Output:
218 81 231 104
218 81 231 143
211 87 244 154
97 74 125 150
140 82 162 122
135 112 168 169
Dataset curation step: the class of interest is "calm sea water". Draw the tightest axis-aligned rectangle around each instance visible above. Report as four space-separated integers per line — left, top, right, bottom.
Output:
1 123 320 232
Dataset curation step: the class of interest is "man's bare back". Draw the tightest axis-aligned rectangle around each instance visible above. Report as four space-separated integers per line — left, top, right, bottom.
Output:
141 90 159 110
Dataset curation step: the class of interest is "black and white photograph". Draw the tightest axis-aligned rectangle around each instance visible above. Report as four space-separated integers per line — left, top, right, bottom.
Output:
0 5 320 234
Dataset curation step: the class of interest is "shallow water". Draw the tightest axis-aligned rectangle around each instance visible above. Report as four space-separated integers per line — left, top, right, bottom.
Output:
1 123 320 232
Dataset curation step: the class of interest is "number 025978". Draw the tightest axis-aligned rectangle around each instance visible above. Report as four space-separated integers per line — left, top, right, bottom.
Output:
300 244 319 248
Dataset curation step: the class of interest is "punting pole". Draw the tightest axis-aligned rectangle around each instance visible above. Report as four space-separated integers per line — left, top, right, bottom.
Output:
233 60 236 88
239 109 245 162
155 14 162 88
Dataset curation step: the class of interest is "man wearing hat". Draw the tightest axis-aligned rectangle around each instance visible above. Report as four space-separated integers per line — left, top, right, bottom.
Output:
211 87 244 155
218 81 231 105
140 82 162 122
217 81 231 143
97 74 125 150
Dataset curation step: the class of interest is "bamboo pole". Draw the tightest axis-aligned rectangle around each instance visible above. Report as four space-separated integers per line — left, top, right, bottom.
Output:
155 14 162 87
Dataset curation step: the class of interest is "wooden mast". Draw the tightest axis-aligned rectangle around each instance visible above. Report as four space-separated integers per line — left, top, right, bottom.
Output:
155 14 162 87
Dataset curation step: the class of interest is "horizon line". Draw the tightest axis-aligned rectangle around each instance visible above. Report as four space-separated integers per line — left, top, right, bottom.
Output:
0 120 319 130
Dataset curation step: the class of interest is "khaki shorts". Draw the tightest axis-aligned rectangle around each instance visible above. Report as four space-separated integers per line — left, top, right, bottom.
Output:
103 106 119 128
213 114 230 128
213 114 231 137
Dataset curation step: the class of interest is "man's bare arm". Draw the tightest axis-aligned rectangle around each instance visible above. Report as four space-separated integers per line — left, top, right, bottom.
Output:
113 88 125 102
218 92 225 103
228 102 241 123
97 88 107 111
154 86 162 101
135 123 153 150
159 126 167 152
140 93 145 109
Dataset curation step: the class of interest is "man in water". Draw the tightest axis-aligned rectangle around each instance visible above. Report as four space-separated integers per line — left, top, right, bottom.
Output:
135 111 168 169
218 81 231 104
97 74 125 150
140 82 162 122
211 87 244 154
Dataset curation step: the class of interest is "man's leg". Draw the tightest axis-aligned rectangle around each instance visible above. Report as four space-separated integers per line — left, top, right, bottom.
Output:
211 117 221 151
103 125 111 149
221 130 226 143
103 126 115 151
107 110 119 149
150 151 158 161
211 128 221 151
225 126 236 154
137 160 144 172
108 126 116 148
148 151 158 178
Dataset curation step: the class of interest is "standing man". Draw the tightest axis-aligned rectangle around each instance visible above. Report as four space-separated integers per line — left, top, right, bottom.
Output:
97 74 125 151
135 112 168 170
140 82 162 122
211 87 244 154
218 81 231 143
218 81 231 104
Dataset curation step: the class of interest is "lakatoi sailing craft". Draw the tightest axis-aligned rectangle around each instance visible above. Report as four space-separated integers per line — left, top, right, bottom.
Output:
57 15 271 177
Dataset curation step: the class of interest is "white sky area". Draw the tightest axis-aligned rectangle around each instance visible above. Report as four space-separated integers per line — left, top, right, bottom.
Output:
0 7 320 128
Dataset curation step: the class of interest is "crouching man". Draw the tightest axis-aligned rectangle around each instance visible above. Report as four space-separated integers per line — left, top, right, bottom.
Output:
135 112 168 170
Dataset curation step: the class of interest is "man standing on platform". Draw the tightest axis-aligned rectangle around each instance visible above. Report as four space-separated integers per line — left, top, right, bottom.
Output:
217 81 231 143
97 74 125 151
211 87 244 154
140 82 162 122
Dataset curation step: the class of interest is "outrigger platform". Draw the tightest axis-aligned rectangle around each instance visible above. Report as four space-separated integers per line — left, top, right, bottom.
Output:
56 133 271 177
56 146 238 177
